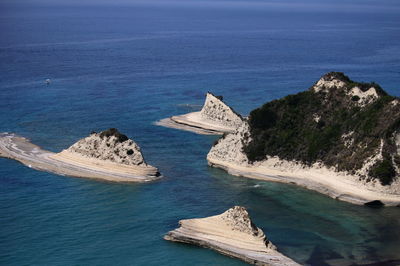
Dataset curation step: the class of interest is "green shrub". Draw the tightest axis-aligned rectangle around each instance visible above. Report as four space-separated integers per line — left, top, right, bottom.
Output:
100 128 129 143
369 159 396 185
242 73 400 184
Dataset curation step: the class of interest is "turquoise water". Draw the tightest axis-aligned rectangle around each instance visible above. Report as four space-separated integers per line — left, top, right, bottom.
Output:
1 1 400 265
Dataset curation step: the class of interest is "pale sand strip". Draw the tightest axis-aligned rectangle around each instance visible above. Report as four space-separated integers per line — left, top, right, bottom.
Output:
51 151 158 177
155 118 222 135
165 211 300 265
0 133 160 183
156 111 236 135
208 157 400 206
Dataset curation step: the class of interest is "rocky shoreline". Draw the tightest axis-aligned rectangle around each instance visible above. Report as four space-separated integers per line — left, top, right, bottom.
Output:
207 121 400 206
165 206 300 266
0 129 160 182
207 73 400 206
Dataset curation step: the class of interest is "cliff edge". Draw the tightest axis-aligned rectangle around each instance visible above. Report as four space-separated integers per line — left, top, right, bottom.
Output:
208 72 400 206
199 92 243 129
156 92 243 135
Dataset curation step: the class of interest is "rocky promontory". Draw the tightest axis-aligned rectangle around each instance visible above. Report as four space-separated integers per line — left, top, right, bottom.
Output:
164 206 299 265
0 129 160 182
59 128 147 167
156 92 243 135
208 72 400 206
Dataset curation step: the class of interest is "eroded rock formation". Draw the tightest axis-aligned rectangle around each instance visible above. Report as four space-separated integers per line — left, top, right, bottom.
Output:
165 206 299 265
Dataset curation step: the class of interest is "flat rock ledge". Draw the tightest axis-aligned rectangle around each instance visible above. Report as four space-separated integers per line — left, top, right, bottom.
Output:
164 206 300 266
156 92 243 135
0 129 160 182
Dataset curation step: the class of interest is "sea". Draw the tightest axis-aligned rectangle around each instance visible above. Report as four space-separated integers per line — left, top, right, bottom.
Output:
1 0 400 265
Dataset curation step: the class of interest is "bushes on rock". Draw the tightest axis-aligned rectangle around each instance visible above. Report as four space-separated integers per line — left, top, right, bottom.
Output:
242 73 400 185
369 159 396 185
99 128 129 143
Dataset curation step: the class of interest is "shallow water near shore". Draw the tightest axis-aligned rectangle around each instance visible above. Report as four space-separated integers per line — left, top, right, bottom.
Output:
1 1 400 265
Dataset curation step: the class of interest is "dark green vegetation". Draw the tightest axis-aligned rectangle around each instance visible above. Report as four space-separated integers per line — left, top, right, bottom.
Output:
369 160 396 185
99 128 129 143
243 72 400 185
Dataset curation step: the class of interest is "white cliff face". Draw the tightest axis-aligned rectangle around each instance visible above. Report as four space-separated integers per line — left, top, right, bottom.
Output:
220 206 275 249
313 77 347 93
347 86 378 107
200 93 243 129
312 75 379 107
65 129 147 166
207 121 250 165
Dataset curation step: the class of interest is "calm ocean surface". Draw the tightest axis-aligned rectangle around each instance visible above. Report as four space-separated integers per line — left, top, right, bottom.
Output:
1 1 400 265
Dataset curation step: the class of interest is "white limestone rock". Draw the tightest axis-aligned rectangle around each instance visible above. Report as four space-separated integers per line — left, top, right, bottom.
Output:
347 86 378 107
207 72 400 205
312 75 347 93
207 121 251 166
66 128 147 166
220 206 276 250
200 92 243 129
312 72 379 107
165 206 299 265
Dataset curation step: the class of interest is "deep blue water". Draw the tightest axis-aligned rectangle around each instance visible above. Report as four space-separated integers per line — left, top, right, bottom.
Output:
1 1 400 265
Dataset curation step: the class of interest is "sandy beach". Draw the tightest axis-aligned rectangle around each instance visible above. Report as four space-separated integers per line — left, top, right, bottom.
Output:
155 116 224 135
0 133 160 182
156 111 236 135
207 156 400 206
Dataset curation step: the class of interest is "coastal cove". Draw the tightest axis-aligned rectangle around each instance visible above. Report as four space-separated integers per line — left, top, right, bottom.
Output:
1 0 400 265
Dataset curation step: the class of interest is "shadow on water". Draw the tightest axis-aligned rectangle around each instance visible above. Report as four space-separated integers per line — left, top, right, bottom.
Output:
207 166 400 265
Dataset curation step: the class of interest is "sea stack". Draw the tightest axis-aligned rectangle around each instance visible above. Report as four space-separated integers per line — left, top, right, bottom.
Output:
164 206 299 265
208 72 400 206
0 128 160 182
156 92 243 135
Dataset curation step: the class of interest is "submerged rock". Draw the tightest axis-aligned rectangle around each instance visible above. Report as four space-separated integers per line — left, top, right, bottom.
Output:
164 206 299 265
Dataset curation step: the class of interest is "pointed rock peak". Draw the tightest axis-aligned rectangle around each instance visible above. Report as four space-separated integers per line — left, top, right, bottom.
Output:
200 92 243 128
313 72 350 92
321 72 352 83
220 206 261 236
66 129 147 166
210 93 223 101
316 72 386 96
204 92 225 106
312 72 390 107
